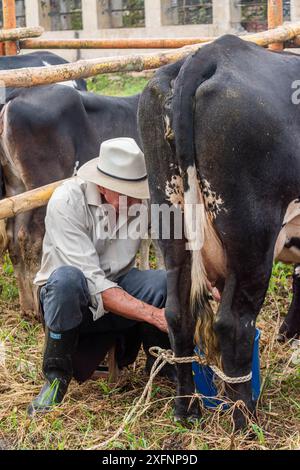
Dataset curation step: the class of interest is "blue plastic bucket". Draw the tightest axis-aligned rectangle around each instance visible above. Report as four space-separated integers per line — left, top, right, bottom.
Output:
192 328 261 409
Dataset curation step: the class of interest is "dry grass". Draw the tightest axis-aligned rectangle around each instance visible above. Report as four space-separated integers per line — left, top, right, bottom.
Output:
0 260 299 450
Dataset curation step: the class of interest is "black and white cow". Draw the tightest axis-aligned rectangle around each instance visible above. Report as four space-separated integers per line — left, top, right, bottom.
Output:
138 35 300 429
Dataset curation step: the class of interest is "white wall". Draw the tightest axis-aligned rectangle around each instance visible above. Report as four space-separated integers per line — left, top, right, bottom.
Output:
22 0 300 61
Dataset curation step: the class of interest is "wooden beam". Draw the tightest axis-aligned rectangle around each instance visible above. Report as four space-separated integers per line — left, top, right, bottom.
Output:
20 37 214 50
268 0 283 51
0 22 300 89
0 179 71 220
0 26 44 42
2 0 17 56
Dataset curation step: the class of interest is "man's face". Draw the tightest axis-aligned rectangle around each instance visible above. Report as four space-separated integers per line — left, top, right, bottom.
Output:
97 186 141 213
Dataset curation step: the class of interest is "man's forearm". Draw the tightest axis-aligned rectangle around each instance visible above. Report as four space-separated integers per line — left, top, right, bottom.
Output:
101 287 168 332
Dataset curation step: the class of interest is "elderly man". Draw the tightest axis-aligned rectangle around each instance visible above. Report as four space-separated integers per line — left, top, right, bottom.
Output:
28 138 171 416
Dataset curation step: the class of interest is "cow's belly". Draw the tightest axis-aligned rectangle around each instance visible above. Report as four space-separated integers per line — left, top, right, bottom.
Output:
275 199 300 264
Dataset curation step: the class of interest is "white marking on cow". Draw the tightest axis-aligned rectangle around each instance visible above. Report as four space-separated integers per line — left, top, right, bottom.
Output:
72 161 80 177
0 103 19 178
295 265 300 277
201 178 225 218
251 320 254 327
164 114 175 142
165 174 184 209
42 61 78 89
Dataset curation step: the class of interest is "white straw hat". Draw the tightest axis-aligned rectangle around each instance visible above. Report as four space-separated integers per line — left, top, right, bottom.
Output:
78 137 150 199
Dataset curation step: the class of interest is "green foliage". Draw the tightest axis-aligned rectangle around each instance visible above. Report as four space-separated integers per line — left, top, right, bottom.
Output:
87 73 149 97
123 428 149 449
52 418 64 431
176 0 213 25
2 253 14 276
268 262 293 298
70 9 83 30
0 253 18 302
251 423 265 445
122 0 145 28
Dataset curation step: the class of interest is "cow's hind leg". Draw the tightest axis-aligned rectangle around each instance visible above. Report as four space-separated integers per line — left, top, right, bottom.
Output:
214 260 273 431
278 264 300 341
163 240 201 423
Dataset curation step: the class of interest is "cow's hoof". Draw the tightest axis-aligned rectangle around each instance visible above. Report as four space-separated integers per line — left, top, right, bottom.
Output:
232 409 248 432
173 400 201 425
278 321 300 342
174 413 201 427
277 332 287 343
232 406 257 433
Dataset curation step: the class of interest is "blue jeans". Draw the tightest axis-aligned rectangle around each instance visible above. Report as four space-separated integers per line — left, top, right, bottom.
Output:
40 266 167 333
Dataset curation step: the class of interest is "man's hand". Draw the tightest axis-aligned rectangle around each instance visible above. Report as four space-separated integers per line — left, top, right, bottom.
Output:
151 308 169 334
207 281 221 302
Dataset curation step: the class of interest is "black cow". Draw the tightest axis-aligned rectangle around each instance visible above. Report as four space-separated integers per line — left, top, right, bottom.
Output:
0 52 140 315
138 35 300 429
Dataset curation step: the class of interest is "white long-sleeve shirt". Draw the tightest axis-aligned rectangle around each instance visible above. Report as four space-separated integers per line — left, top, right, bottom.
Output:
34 177 148 320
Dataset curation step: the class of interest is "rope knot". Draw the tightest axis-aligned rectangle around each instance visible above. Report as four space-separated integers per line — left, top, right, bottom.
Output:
149 347 252 384
148 346 177 364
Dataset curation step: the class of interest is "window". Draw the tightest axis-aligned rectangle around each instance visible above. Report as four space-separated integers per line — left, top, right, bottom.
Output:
235 0 291 33
39 0 83 31
0 0 26 28
161 0 213 26
98 0 145 29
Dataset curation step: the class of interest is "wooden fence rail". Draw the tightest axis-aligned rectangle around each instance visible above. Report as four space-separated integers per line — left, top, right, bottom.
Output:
20 37 214 50
0 179 71 220
0 26 44 42
0 22 299 89
19 36 300 51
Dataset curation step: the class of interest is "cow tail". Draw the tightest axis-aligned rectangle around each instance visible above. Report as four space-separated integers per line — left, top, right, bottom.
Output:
171 49 221 364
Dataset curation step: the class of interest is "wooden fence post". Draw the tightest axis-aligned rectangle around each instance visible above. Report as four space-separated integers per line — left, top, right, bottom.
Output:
268 0 284 51
3 0 18 56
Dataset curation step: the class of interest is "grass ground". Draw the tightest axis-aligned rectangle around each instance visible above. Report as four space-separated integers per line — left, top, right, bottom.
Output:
0 256 299 450
0 75 299 450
